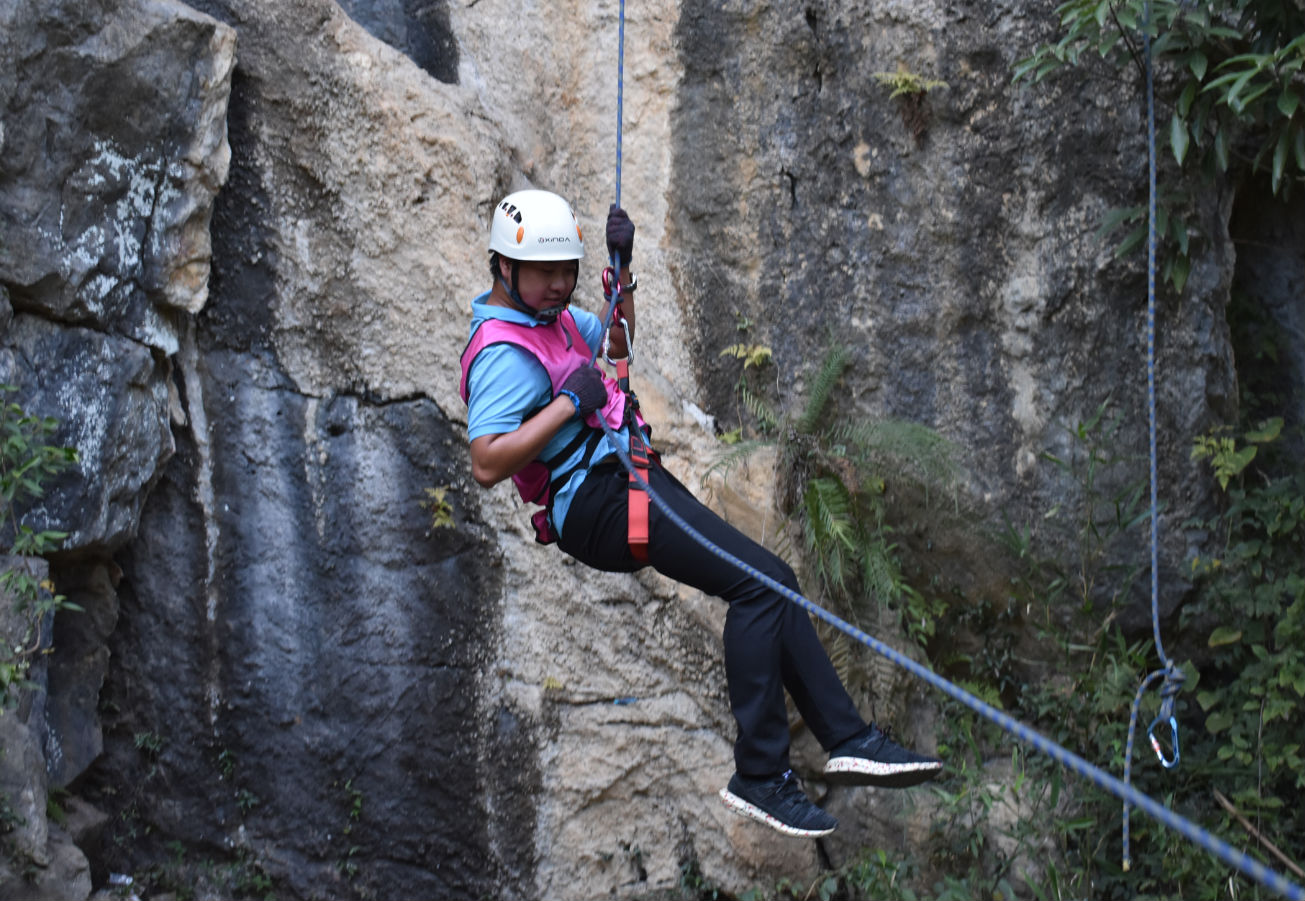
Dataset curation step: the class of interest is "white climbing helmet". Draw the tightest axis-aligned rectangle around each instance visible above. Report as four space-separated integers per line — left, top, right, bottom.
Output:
488 189 585 262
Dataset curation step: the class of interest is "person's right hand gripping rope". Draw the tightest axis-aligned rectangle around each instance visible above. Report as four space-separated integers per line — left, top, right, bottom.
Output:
607 205 635 265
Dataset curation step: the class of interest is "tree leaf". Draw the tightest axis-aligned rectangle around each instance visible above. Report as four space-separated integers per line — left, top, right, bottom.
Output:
1171 112 1191 165
1278 88 1300 119
1208 625 1243 647
1245 417 1283 443
1189 51 1208 81
1206 710 1234 733
1214 127 1230 172
1169 253 1191 294
1178 79 1198 117
1272 127 1290 193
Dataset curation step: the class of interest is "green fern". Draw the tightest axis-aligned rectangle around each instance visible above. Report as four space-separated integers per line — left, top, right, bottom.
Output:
701 439 773 482
796 344 851 434
709 341 960 648
740 380 779 432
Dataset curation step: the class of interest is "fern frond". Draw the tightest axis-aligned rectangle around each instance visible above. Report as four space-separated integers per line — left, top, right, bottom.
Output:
700 439 775 485
803 476 859 596
740 380 780 432
859 536 903 607
805 477 856 551
827 631 852 687
797 344 851 434
837 419 960 499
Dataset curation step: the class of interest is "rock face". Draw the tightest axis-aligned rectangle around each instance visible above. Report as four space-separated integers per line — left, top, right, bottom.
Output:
0 0 1292 899
1 0 233 896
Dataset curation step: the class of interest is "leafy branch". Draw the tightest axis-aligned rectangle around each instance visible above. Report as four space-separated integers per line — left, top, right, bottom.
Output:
1015 0 1305 290
0 385 78 711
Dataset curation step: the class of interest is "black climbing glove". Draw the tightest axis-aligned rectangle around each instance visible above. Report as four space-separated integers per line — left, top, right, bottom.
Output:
606 205 635 266
558 365 607 419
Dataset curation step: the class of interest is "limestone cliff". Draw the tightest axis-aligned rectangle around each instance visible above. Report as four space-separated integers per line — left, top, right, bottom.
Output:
0 0 1296 899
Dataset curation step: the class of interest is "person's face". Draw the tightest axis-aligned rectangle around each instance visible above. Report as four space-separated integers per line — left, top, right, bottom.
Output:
506 258 578 311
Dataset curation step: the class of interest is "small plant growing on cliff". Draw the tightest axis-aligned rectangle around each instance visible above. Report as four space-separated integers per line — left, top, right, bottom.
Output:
873 63 949 140
872 65 949 99
0 384 78 712
421 485 456 531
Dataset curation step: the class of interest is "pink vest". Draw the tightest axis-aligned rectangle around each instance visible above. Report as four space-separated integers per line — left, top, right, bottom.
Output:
459 309 643 543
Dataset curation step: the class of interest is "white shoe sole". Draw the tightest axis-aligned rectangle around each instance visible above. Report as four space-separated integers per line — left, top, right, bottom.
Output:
718 788 836 838
823 756 943 788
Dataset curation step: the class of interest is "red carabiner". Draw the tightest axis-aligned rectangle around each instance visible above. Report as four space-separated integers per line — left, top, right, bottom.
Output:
601 266 623 303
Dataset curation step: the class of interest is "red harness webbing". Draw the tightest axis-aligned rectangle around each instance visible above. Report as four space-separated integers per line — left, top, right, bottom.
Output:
613 354 650 562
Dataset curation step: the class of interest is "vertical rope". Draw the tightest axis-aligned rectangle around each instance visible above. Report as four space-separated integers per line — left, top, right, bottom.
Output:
615 0 625 211
1123 0 1185 871
592 0 627 366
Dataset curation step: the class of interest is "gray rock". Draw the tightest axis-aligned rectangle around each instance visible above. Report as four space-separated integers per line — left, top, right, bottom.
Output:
0 0 234 354
3 0 1301 899
85 339 518 899
335 0 458 84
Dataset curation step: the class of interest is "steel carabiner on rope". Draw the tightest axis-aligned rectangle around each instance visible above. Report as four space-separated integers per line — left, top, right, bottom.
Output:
600 266 633 367
1148 712 1180 769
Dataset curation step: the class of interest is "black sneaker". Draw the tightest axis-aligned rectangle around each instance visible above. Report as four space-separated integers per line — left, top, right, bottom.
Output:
823 724 943 788
719 769 837 838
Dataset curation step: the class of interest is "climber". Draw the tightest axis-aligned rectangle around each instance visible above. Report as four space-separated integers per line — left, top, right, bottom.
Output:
460 189 942 838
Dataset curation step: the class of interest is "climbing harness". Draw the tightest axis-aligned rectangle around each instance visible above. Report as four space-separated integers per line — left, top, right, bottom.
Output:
600 266 651 561
587 0 651 563
580 3 1304 898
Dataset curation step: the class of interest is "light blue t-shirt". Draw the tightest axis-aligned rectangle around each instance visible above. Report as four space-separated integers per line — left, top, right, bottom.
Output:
464 292 629 539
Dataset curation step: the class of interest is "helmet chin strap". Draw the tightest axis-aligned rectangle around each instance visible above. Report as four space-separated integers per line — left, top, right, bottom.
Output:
498 259 572 323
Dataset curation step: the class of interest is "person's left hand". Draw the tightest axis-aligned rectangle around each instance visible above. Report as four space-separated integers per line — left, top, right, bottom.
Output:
606 205 635 265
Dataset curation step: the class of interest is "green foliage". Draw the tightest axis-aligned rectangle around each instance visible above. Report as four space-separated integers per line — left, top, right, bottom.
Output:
710 342 959 645
0 385 78 712
678 854 724 899
1184 420 1305 814
954 415 1305 899
1015 0 1305 290
872 67 950 99
421 485 456 531
873 64 950 140
726 398 1304 900
1189 415 1282 489
719 343 774 370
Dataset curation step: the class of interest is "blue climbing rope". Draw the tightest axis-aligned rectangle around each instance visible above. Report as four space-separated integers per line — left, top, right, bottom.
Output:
591 0 627 368
583 4 1303 898
1123 0 1187 873
614 0 625 213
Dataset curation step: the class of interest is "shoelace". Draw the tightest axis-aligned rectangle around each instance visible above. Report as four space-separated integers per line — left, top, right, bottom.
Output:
860 724 893 755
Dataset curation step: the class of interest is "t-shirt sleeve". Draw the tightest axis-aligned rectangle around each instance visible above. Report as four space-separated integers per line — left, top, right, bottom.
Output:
571 307 605 356
466 344 552 441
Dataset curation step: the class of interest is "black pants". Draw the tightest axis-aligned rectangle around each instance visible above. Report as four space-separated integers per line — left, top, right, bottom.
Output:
557 459 866 777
